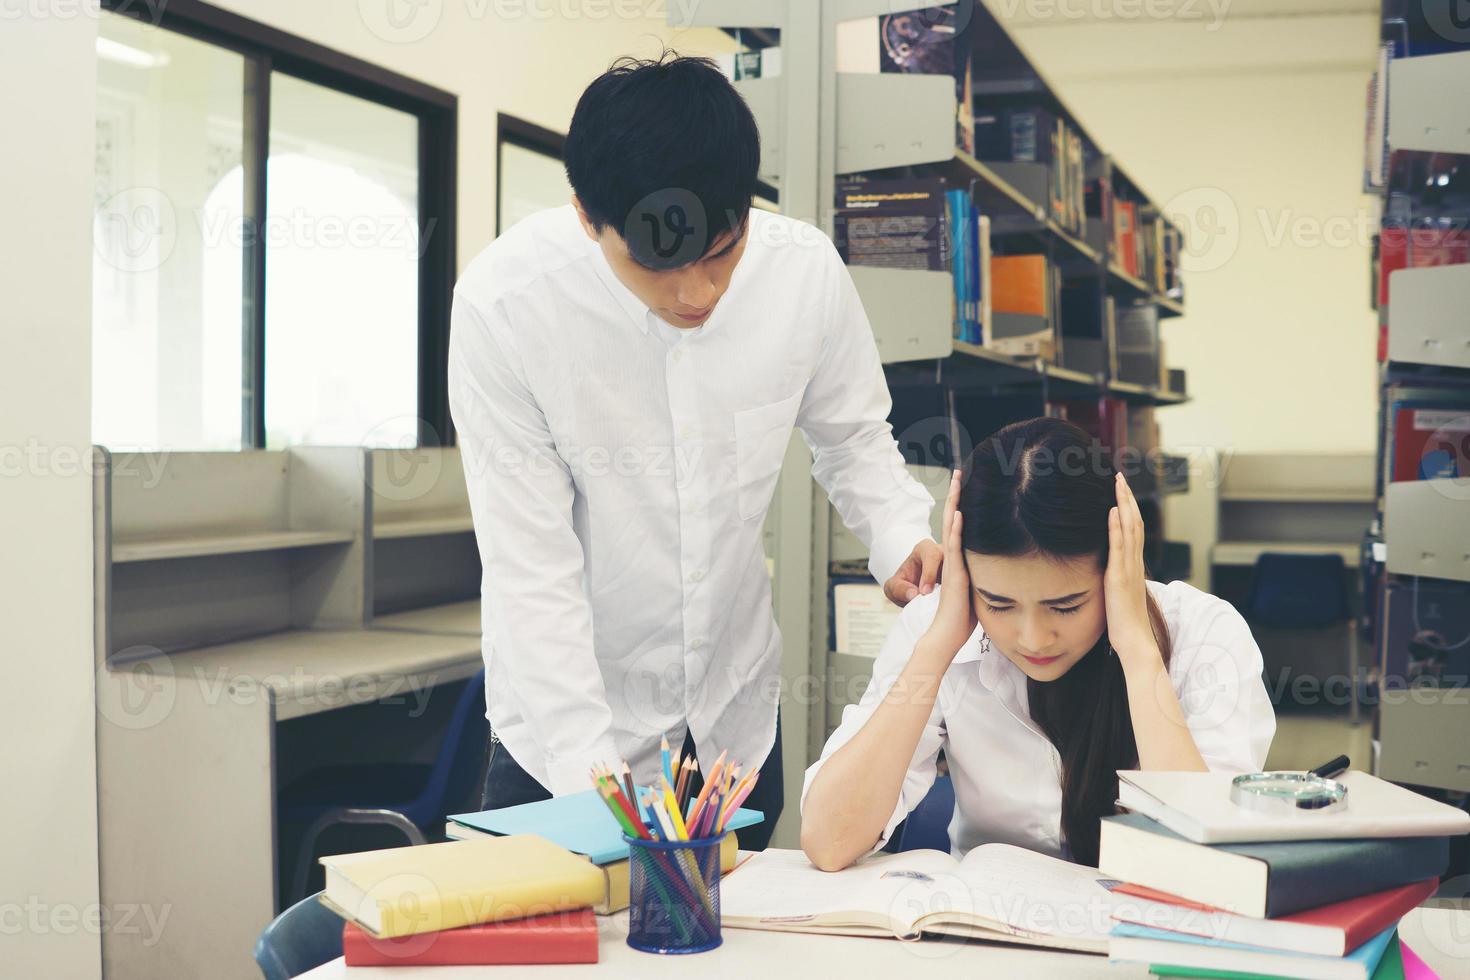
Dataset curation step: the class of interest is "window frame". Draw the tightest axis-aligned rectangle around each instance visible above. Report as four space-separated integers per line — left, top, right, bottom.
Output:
495 113 566 239
101 0 458 448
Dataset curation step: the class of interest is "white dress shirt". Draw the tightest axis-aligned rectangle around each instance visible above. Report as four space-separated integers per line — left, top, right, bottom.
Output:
448 204 935 796
802 579 1277 859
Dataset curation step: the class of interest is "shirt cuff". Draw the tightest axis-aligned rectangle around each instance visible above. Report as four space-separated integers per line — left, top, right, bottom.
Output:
544 737 623 797
867 522 936 589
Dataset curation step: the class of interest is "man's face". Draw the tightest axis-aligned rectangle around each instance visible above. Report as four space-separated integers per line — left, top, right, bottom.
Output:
575 196 748 330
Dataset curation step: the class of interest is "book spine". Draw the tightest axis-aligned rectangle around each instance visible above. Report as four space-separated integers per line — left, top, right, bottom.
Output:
1261 835 1450 918
343 918 599 966
966 199 981 345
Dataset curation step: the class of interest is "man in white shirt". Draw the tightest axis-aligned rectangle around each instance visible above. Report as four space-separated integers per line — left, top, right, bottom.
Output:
448 53 940 848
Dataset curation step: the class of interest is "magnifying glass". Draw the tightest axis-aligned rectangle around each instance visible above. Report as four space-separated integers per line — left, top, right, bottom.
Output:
1229 754 1351 816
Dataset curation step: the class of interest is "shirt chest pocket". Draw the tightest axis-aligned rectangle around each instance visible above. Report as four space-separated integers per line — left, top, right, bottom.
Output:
732 390 804 521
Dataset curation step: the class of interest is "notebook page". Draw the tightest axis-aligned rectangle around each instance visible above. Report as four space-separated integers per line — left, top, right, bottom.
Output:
952 843 1122 943
720 848 961 933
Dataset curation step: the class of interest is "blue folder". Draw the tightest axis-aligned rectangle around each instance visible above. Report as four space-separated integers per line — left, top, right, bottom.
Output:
1111 922 1397 978
449 788 764 865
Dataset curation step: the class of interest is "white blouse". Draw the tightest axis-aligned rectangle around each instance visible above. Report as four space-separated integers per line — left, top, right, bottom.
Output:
802 579 1276 860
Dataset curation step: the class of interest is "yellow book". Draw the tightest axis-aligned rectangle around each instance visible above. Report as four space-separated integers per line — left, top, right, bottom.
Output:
318 834 604 939
443 821 740 914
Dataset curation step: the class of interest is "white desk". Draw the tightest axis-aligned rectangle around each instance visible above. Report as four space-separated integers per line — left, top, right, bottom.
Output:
298 904 1470 978
297 905 1470 978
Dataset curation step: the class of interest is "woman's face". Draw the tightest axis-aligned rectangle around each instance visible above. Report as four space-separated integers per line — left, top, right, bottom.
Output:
963 551 1107 682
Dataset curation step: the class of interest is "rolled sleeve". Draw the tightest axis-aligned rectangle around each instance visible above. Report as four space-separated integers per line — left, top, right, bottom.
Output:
801 591 947 852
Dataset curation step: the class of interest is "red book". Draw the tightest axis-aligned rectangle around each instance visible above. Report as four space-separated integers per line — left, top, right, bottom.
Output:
1378 225 1470 309
342 908 598 966
1111 878 1439 957
1392 404 1470 481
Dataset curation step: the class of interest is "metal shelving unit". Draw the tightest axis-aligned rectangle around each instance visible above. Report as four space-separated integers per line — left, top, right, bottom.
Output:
672 0 1192 846
1369 37 1470 796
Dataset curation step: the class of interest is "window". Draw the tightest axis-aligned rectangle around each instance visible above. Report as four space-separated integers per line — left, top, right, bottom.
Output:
94 17 247 450
93 0 456 451
496 115 571 237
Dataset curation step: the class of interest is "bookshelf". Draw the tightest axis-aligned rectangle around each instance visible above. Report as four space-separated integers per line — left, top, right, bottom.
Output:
1365 17 1470 797
673 0 1194 825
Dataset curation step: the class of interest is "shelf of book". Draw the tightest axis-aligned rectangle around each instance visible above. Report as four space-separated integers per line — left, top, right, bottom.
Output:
1362 10 1470 804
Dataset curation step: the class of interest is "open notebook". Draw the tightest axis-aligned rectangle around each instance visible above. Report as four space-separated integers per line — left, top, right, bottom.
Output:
720 845 1126 954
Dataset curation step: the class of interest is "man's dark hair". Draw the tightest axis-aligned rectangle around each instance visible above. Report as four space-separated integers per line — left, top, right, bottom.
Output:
564 51 760 271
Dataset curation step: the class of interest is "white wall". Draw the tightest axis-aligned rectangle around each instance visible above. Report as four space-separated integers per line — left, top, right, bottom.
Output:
2 6 733 975
993 0 1382 454
0 10 102 980
207 0 738 277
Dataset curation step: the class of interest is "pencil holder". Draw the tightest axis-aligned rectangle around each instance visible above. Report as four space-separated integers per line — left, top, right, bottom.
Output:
625 834 722 954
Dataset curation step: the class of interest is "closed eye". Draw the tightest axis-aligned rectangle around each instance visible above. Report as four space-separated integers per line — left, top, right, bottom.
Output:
983 602 1085 615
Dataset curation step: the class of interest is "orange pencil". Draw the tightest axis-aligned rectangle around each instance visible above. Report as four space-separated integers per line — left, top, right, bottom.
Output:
685 750 727 829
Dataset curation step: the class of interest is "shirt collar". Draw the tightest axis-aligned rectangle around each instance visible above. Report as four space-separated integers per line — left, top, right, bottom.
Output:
953 626 1022 696
585 233 654 336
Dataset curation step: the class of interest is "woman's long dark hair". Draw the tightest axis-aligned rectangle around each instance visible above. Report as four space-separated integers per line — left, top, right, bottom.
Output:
958 417 1172 867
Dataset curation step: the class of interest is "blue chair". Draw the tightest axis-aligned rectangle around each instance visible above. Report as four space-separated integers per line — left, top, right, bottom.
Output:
1245 553 1361 724
253 892 344 980
281 669 488 903
894 774 955 853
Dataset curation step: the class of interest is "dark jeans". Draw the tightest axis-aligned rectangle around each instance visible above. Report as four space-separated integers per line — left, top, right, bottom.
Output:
479 716 785 851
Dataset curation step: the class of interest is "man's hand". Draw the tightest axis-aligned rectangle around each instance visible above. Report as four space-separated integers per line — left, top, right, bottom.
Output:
883 538 944 606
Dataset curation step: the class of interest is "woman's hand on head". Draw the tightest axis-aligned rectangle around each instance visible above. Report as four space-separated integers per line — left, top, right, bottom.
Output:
923 469 979 660
1104 472 1163 671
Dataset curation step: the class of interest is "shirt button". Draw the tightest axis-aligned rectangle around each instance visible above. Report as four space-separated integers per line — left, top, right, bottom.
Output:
692 568 706 582
691 638 705 651
672 350 683 363
678 425 693 439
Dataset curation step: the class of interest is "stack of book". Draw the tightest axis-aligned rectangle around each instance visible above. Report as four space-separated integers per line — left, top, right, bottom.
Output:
444 787 762 914
989 252 1054 359
974 105 1087 237
1099 769 1470 979
319 834 604 967
1109 200 1183 299
832 176 993 349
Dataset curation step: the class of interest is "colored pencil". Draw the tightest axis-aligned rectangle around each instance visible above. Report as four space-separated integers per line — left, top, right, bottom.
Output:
620 762 636 812
674 755 691 808
662 777 690 840
685 750 725 831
